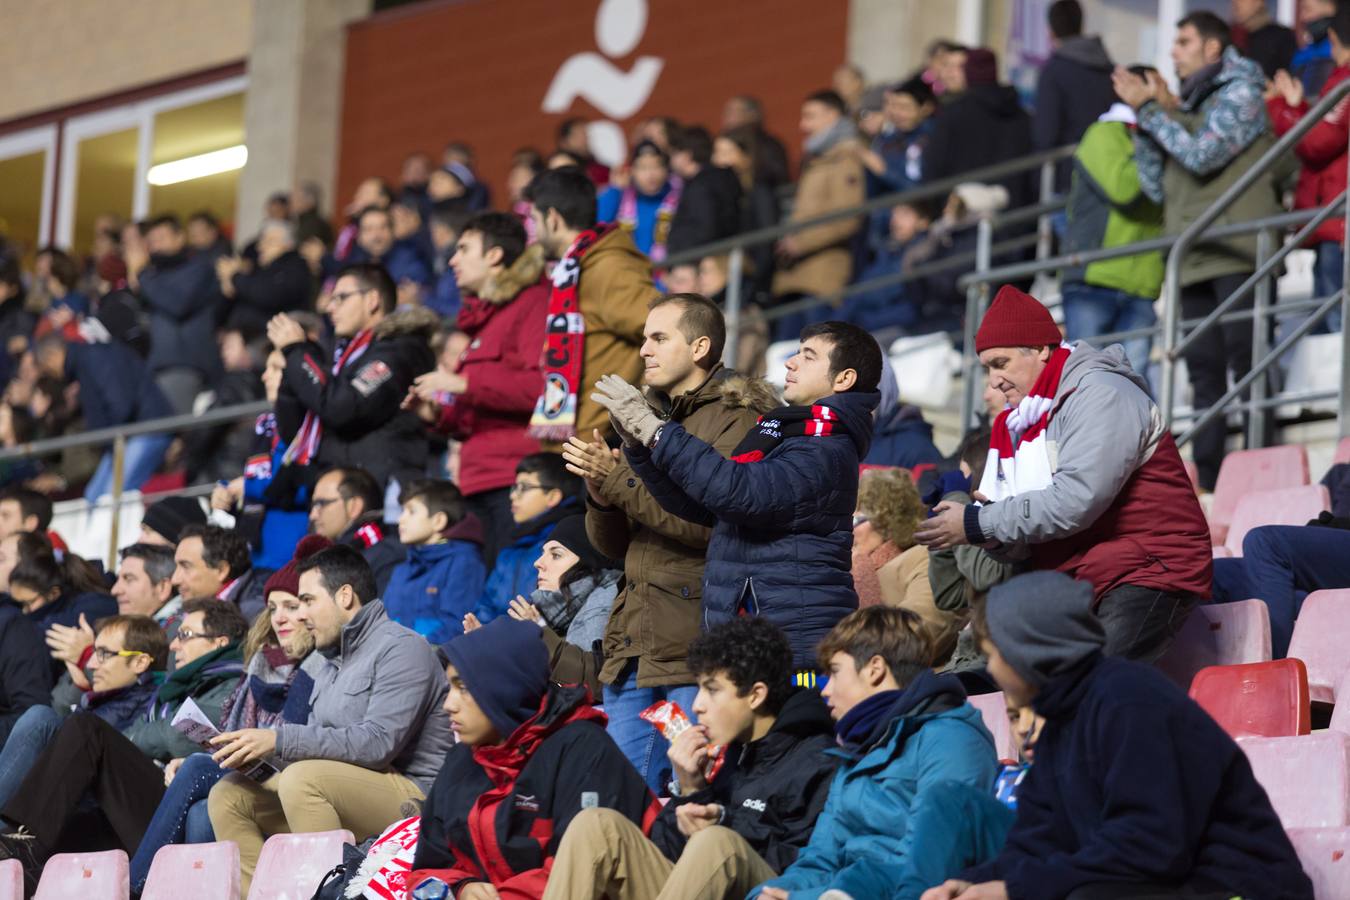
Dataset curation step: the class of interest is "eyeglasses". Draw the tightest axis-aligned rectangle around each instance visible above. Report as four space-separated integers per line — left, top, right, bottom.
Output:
329 289 371 305
310 496 341 510
851 514 870 528
509 483 549 497
92 647 149 663
174 627 221 643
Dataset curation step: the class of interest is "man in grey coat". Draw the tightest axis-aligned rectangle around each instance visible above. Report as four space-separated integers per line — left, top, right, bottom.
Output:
207 545 451 895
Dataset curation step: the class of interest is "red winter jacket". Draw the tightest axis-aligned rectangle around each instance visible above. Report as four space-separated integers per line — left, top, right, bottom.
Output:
435 245 549 497
1269 64 1350 246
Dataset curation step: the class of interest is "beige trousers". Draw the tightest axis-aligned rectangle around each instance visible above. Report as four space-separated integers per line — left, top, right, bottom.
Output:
207 759 424 896
543 807 778 900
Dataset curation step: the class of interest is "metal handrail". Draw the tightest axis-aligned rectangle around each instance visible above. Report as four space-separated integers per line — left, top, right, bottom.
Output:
0 399 270 461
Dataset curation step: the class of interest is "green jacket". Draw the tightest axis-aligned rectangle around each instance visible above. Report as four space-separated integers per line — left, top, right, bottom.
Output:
122 642 244 761
1064 117 1164 299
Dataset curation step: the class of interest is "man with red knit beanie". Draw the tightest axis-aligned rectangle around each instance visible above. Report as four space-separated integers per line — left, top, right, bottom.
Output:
917 285 1211 662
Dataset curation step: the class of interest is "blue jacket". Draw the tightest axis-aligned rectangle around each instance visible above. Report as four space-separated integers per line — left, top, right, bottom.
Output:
864 405 942 471
66 340 173 430
344 240 434 289
241 432 312 571
627 391 877 670
382 518 487 645
476 501 577 624
137 250 225 378
752 671 998 900
597 183 675 257
964 656 1313 900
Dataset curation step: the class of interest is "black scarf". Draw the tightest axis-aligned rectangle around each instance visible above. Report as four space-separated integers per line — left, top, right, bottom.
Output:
730 403 855 464
1180 60 1223 105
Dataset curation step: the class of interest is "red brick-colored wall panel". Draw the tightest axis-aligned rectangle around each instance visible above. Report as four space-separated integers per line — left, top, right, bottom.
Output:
337 0 846 213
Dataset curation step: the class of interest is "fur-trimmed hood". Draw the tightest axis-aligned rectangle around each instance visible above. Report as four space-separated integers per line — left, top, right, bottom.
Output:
657 364 780 420
478 243 548 306
716 372 780 413
373 306 441 341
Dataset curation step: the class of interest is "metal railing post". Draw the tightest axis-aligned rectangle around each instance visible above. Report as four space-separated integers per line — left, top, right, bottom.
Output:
1248 229 1272 448
1037 158 1056 261
723 247 743 369
1341 147 1350 439
106 434 126 569
960 218 995 431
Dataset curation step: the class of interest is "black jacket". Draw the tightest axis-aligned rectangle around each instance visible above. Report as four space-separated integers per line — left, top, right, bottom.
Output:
410 683 657 895
926 84 1036 211
1033 36 1117 192
66 340 174 430
0 602 54 745
964 656 1313 900
226 250 314 340
339 514 406 597
138 249 225 379
651 688 837 872
22 591 118 682
667 166 743 259
280 308 437 489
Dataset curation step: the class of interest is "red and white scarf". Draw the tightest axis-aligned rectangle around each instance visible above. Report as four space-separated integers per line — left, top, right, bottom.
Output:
529 224 614 441
977 345 1073 502
617 179 682 264
282 329 374 466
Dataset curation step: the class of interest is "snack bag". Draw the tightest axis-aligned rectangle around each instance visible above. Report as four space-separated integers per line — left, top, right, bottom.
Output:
640 700 728 782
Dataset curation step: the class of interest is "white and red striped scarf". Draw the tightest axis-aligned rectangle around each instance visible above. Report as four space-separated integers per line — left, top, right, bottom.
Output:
730 403 848 464
977 344 1073 502
617 178 682 264
282 329 374 466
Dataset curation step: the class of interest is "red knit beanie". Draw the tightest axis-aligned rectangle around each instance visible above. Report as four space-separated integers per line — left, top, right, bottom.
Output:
974 285 1061 353
264 535 334 598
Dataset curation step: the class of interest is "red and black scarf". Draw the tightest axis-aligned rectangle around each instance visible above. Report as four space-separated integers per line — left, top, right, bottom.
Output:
731 403 851 464
529 224 616 441
283 329 374 466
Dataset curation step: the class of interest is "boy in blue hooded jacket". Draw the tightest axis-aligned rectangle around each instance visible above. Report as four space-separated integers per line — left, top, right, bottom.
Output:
382 480 485 644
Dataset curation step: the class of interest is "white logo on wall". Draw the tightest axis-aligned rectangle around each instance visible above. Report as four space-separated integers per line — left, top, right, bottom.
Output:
542 0 664 168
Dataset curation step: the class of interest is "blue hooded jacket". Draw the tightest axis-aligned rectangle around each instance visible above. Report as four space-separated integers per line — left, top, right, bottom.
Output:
382 517 487 645
627 390 877 669
475 500 578 624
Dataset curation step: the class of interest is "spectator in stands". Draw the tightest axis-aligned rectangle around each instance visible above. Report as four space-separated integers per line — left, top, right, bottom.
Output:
347 205 433 307
209 546 451 895
598 141 681 263
127 538 329 895
722 94 791 187
216 219 313 342
33 247 89 325
139 495 206 546
34 327 174 501
916 286 1212 662
382 479 485 644
408 212 549 563
444 142 492 211
1269 2 1350 334
399 151 434 219
562 294 771 785
927 49 1037 211
667 125 743 259
112 543 182 630
556 117 611 187
833 62 867 113
0 256 35 374
925 40 968 98
772 90 865 339
186 212 232 259
865 357 943 471
925 571 1313 900
307 467 405 594
1 530 115 644
546 616 836 899
173 524 266 621
425 203 466 319
291 181 334 253
0 589 51 749
598 321 881 681
1232 0 1297 77
1061 73 1165 380
1118 11 1284 490
0 488 51 543
270 262 437 492
858 77 936 255
713 125 782 298
126 213 224 415
407 616 655 898
1034 0 1116 193
475 453 580 623
0 600 246 891
1293 0 1339 96
752 606 999 899
845 195 949 337
524 166 657 442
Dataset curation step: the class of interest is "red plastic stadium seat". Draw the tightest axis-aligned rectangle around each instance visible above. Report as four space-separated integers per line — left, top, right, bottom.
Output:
1217 485 1329 556
1209 446 1310 545
33 850 128 900
1286 827 1350 899
966 691 1018 762
1239 732 1350 828
1157 599 1272 690
1335 436 1350 465
1189 659 1311 739
0 860 21 900
248 830 353 900
1289 590 1350 705
142 841 240 900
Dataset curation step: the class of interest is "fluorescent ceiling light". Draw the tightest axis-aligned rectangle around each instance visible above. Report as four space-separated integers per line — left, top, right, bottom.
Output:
146 145 247 186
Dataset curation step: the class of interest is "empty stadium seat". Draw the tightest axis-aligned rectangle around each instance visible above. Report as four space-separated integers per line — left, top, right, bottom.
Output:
1189 659 1311 739
1336 436 1350 465
1239 732 1350 828
142 841 240 900
1157 599 1273 690
1209 446 1310 546
33 849 128 900
1286 827 1350 898
1215 485 1330 557
248 830 353 900
1289 590 1350 705
0 860 21 900
889 332 957 408
967 690 1018 762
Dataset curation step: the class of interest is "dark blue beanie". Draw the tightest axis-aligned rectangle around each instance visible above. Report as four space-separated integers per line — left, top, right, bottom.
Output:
441 617 550 739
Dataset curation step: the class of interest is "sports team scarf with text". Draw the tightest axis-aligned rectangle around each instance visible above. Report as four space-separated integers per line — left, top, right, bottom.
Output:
282 328 374 466
617 179 682 264
977 344 1073 502
730 403 850 463
529 224 615 441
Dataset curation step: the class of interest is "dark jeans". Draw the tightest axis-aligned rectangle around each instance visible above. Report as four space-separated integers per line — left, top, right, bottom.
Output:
1179 273 1273 490
129 752 225 892
1096 584 1197 663
465 486 512 570
3 712 164 852
1313 241 1344 334
1067 884 1233 900
1211 524 1350 657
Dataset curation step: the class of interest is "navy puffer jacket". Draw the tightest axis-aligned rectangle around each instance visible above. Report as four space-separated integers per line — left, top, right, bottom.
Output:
627 390 877 669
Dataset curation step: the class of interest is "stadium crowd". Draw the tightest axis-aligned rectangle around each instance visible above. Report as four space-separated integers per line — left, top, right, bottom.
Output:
0 0 1345 897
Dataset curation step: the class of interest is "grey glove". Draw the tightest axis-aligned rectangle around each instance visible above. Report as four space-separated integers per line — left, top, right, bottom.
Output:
591 374 663 447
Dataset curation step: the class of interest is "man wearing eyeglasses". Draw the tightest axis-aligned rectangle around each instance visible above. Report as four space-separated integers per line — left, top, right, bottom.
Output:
308 467 405 596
